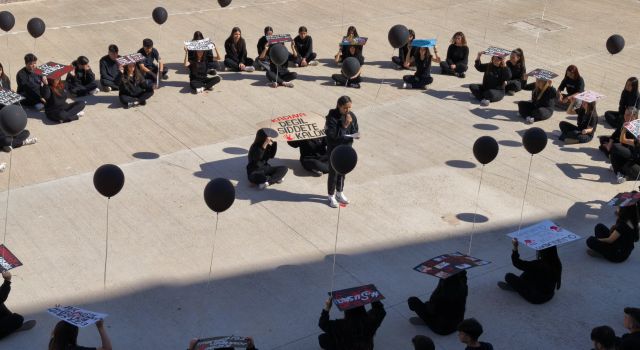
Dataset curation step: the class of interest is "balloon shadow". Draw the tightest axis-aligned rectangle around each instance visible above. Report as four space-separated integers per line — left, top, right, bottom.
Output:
473 123 499 131
424 89 470 101
222 147 248 155
499 140 522 147
456 213 489 223
445 160 477 169
132 151 160 160
470 108 520 122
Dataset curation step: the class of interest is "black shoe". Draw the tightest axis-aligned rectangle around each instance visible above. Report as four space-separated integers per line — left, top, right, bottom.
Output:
497 281 515 291
17 320 36 332
139 99 147 106
506 90 515 96
207 69 218 75
162 73 169 80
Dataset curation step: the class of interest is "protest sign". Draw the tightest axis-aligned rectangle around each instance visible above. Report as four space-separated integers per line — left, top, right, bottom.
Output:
413 252 490 279
47 306 108 328
0 244 22 272
116 53 145 66
0 90 25 106
527 68 558 81
34 62 73 79
608 192 640 207
267 34 292 45
185 38 214 51
507 220 580 250
624 119 640 138
258 112 326 141
193 336 250 349
574 90 605 103
411 39 437 48
341 36 368 46
482 46 512 57
330 284 384 311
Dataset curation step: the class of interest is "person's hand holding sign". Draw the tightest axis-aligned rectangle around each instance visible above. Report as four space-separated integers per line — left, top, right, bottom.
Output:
2 270 11 281
324 297 333 311
476 51 483 59
512 238 519 252
262 136 272 149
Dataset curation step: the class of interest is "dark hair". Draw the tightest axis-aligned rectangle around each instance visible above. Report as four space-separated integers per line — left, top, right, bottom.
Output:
565 65 580 80
122 63 144 85
76 56 89 65
0 62 7 81
457 318 483 341
298 26 307 33
263 26 273 35
537 246 562 290
590 326 616 348
108 44 119 53
451 31 467 46
252 129 268 148
408 29 415 39
49 321 79 350
626 77 639 96
412 335 435 350
143 38 154 48
511 48 525 69
619 203 639 242
48 76 65 97
24 53 37 64
192 31 204 40
336 95 352 109
346 26 359 37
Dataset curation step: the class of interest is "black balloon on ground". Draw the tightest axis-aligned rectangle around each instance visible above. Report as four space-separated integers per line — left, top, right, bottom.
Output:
522 127 548 155
269 44 289 66
606 34 624 55
473 136 499 165
0 105 27 137
0 11 15 32
152 7 168 25
330 145 358 175
218 0 232 7
388 24 410 49
93 164 125 198
204 178 235 213
341 57 360 79
26 17 45 38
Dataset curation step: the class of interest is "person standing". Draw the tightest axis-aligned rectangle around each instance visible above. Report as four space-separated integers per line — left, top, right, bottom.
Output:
0 271 36 340
99 44 122 92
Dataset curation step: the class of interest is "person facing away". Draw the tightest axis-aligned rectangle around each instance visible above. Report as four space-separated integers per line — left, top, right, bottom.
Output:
16 53 47 111
497 239 562 304
590 325 618 350
246 129 288 189
41 76 87 123
407 270 468 335
457 318 493 350
586 203 638 263
119 62 154 108
287 137 329 175
99 44 122 92
318 297 386 350
621 307 640 350
0 271 36 340
49 319 112 350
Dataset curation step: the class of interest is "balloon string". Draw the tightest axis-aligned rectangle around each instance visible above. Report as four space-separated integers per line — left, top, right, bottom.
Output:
517 155 534 234
374 48 394 102
103 197 110 294
329 204 342 294
541 0 548 21
5 35 10 80
467 164 484 255
1 149 12 262
207 213 219 286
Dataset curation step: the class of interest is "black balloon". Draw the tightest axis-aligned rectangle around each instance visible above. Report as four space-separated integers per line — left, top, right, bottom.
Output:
330 145 358 175
388 24 410 49
93 164 125 198
606 34 624 55
341 57 361 79
218 0 232 7
522 127 548 155
152 7 168 25
26 17 45 38
0 11 15 32
473 136 499 165
269 44 289 66
0 105 27 137
204 178 235 213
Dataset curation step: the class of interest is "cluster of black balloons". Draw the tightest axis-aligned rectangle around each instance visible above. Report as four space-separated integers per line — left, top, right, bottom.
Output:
606 34 625 55
472 127 548 165
0 11 45 38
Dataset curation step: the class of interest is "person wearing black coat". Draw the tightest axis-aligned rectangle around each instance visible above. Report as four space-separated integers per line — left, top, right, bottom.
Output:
41 77 86 123
559 101 597 144
621 307 640 350
137 38 168 85
246 129 288 189
610 118 640 184
332 46 364 88
291 26 318 67
118 63 154 108
65 56 99 97
266 46 297 88
0 271 35 340
556 65 585 111
587 204 638 263
188 31 222 74
255 26 274 71
517 78 557 123
605 77 640 128
392 29 415 69
600 106 638 158
469 52 511 106
288 138 329 175
439 32 469 77
223 27 255 72
99 44 122 92
183 48 221 93
402 47 440 90
498 239 562 304
407 270 467 335
325 96 359 208
504 48 527 95
318 298 386 350
16 53 46 110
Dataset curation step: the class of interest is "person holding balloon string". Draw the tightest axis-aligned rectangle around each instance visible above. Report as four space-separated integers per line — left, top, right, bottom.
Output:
16 53 47 111
118 62 154 108
504 48 527 96
223 27 255 72
517 73 557 124
468 51 511 107
332 46 364 89
604 77 640 129
291 26 319 68
137 38 169 88
599 106 638 158
188 31 222 75
401 43 440 90
266 44 297 88
99 45 123 92
255 26 275 71
586 202 638 263
439 32 469 78
41 75 87 123
337 26 365 64
246 128 288 190
183 45 222 94
558 98 598 144
556 65 585 114
391 28 416 70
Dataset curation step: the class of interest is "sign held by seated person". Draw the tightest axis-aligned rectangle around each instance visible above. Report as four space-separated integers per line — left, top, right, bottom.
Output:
47 305 108 328
184 38 214 51
414 252 490 279
508 220 580 250
330 284 384 311
0 244 22 272
34 61 73 79
258 112 326 141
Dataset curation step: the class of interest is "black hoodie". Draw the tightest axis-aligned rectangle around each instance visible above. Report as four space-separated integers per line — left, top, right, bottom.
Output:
99 54 122 84
325 108 358 150
474 59 511 90
318 302 386 350
224 38 249 63
294 35 314 60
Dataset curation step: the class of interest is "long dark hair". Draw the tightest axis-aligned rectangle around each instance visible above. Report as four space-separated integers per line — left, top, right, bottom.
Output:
626 77 639 96
48 77 65 97
619 203 640 242
252 129 269 148
0 62 7 82
346 26 359 38
123 63 144 85
565 65 580 80
192 31 204 41
537 246 562 290
49 321 79 350
511 48 525 69
226 27 244 52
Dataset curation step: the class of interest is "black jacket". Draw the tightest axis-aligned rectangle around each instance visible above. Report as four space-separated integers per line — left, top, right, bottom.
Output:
66 62 96 88
119 76 150 97
189 59 210 81
399 42 417 64
507 60 526 83
41 86 72 119
445 44 468 66
0 279 11 319
288 138 327 160
318 301 386 350
620 331 640 350
531 86 557 109
413 51 432 80
224 38 249 63
425 275 467 334
294 35 314 60
474 60 511 90
511 250 557 297
257 36 269 57
188 49 215 63
618 89 640 115
325 108 358 150
576 107 598 134
343 48 365 65
558 76 584 95
99 55 121 84
0 75 10 91
16 67 42 96
246 141 278 175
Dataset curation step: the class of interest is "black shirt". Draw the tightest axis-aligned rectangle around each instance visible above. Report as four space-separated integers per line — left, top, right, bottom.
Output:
558 76 585 95
99 55 121 83
511 250 557 296
507 60 526 82
413 51 432 80
137 47 161 69
294 35 314 60
246 141 278 175
41 86 72 118
474 60 511 90
16 67 42 96
224 38 248 63
618 89 640 115
0 75 11 91
318 301 386 350
445 44 469 66
620 331 640 350
325 108 359 150
188 59 209 81
257 36 269 58
465 342 494 350
531 86 557 109
399 42 417 64
576 108 598 134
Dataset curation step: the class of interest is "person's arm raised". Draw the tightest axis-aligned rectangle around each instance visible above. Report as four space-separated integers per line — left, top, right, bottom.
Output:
95 319 112 350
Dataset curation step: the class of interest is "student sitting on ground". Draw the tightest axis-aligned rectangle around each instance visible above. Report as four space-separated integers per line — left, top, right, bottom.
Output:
517 78 556 124
556 65 584 112
590 325 618 350
587 203 638 263
16 53 46 111
288 138 329 175
137 38 168 86
558 100 597 144
291 26 319 67
99 44 122 92
119 63 154 108
318 297 386 350
392 29 416 69
0 271 36 340
402 46 440 90
439 32 469 78
189 31 222 74
41 76 86 123
621 307 640 350
505 48 526 95
600 106 637 157
0 62 10 91
66 56 99 96
49 319 112 350
266 44 297 88
223 27 255 72
457 318 493 350
332 45 364 89
610 117 640 184
605 77 640 128
246 129 288 189
338 26 364 64
183 46 221 93
469 51 511 106
255 26 274 71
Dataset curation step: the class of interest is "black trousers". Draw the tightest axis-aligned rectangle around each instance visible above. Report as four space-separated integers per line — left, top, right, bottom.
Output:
604 111 622 129
331 74 362 86
292 53 317 66
68 81 98 96
586 223 633 263
119 90 154 106
504 273 554 304
0 130 30 150
439 61 467 75
0 312 24 339
143 65 169 82
610 143 633 174
301 157 329 174
100 78 120 90
46 101 86 123
327 164 345 195
403 75 433 89
517 101 554 121
190 76 221 91
469 84 505 102
559 121 593 143
266 70 297 84
224 57 254 72
318 333 337 350
505 79 524 94
407 297 457 335
248 165 288 185
18 86 42 106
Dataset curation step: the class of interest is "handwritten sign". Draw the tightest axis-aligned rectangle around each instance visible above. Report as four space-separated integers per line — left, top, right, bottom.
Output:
624 119 640 138
527 68 558 81
330 284 384 311
483 47 512 57
0 90 25 106
0 245 22 272
411 39 437 48
47 306 108 328
608 192 640 207
258 112 326 141
413 252 490 279
116 53 145 66
193 336 250 349
34 62 73 79
185 38 214 51
507 220 580 250
267 34 292 45
341 36 368 46
574 90 605 103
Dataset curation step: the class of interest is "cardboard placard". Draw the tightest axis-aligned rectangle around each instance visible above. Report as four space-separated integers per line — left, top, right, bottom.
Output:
527 68 558 81
47 306 108 328
0 245 22 272
507 220 580 250
116 53 145 66
34 62 73 79
413 252 490 279
341 36 368 46
258 112 326 141
411 39 437 48
608 192 640 207
574 90 606 103
185 38 214 51
330 284 384 311
624 119 640 138
0 90 25 106
193 336 250 350
482 46 512 57
267 34 292 45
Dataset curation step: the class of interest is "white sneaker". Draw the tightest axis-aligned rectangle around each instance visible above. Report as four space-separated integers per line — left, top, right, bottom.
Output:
196 87 204 94
526 117 534 124
336 191 349 204
127 101 139 108
0 163 6 172
77 111 85 117
22 137 37 146
282 81 294 88
258 182 268 190
328 195 339 208
480 99 490 107
34 103 44 111
244 66 255 72
276 177 284 184
617 173 626 184
102 86 112 92
89 88 100 95
309 60 319 66
402 82 409 89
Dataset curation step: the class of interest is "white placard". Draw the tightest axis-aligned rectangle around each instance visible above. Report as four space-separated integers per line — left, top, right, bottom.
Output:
507 220 580 250
47 306 108 328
